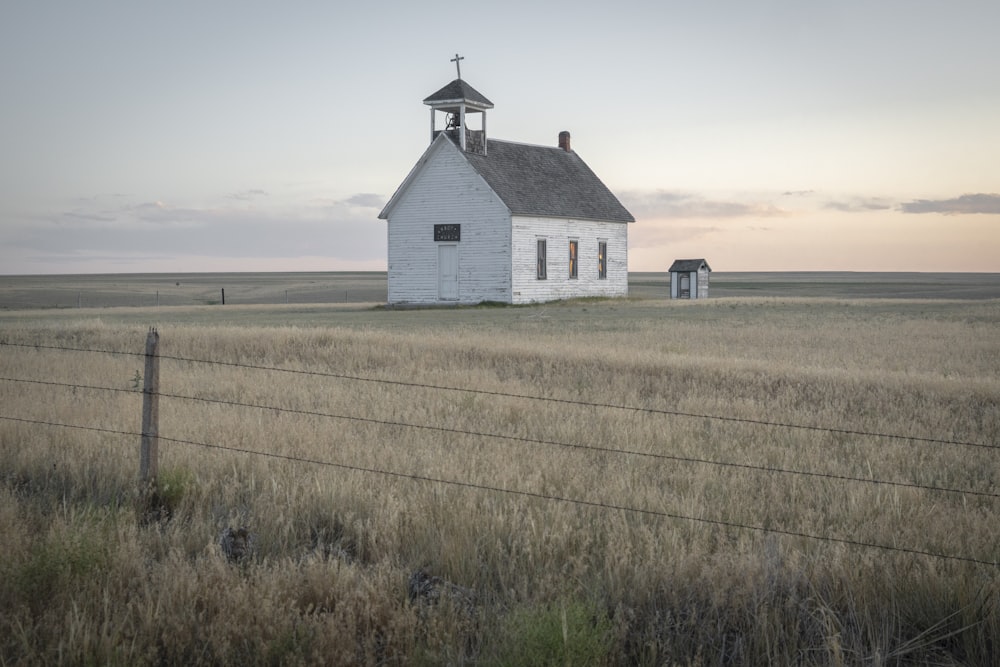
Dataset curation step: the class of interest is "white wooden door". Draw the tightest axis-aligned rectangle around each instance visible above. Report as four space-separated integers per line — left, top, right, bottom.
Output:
438 245 459 300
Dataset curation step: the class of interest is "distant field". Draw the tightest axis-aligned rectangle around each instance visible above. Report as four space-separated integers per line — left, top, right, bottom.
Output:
0 271 386 310
0 271 998 311
2 272 999 663
631 271 1000 300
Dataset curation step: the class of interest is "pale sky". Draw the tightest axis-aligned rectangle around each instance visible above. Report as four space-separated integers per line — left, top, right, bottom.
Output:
2 0 998 275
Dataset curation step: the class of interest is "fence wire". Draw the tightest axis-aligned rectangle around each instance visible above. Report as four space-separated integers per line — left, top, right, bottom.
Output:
1 339 996 568
2 340 995 451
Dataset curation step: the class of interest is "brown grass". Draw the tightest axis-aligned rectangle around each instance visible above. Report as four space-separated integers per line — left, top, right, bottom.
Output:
1 295 999 665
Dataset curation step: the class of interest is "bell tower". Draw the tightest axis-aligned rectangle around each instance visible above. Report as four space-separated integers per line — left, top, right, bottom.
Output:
423 54 494 155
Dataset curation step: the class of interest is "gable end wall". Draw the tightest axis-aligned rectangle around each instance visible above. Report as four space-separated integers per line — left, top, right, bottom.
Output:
386 144 512 304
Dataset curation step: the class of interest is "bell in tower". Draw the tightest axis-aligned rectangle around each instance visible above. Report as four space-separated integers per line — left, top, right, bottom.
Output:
423 54 494 155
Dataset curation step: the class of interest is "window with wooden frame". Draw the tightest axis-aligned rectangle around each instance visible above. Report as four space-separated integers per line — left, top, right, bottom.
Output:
568 240 578 279
598 241 607 279
536 239 547 279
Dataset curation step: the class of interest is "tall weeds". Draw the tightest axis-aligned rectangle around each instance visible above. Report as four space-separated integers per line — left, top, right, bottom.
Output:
1 298 998 664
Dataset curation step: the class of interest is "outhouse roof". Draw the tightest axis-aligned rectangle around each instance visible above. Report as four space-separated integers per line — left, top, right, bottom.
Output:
669 259 711 272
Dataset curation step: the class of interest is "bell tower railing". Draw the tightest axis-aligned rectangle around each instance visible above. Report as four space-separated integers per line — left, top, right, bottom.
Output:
433 128 487 155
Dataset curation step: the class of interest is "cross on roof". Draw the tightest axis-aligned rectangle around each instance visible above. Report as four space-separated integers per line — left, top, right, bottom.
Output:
451 53 464 79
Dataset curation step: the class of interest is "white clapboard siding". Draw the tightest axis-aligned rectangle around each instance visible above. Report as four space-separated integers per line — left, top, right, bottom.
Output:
510 215 628 304
382 131 634 305
387 139 512 304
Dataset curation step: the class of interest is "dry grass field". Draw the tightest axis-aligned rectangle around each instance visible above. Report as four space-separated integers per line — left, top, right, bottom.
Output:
1 273 999 665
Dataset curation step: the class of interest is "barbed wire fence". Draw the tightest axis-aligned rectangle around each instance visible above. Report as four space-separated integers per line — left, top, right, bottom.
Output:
0 334 996 567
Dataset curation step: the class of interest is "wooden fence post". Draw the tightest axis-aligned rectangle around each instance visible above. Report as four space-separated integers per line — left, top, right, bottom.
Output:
139 328 160 490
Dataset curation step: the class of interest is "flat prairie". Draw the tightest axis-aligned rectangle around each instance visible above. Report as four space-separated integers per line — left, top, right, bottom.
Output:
1 270 998 312
1 273 998 665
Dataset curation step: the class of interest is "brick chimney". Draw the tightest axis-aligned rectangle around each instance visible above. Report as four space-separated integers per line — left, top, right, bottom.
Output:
558 130 571 152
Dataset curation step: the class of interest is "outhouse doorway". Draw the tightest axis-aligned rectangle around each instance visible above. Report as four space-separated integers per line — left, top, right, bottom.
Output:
679 274 691 298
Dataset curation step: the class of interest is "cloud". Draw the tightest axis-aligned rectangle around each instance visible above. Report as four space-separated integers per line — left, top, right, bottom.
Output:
62 210 118 223
227 189 268 201
619 189 791 220
343 193 385 208
823 197 894 213
9 191 388 270
310 193 386 210
628 220 724 249
900 193 1000 215
124 201 206 226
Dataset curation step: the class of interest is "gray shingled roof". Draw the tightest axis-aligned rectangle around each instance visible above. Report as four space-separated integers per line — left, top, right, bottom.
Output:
463 138 634 223
669 259 711 272
423 79 494 109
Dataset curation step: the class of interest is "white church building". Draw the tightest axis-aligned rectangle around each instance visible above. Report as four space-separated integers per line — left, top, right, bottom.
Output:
378 60 635 305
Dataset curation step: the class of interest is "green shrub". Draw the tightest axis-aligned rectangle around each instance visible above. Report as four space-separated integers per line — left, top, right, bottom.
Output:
487 597 612 667
137 467 194 525
14 532 106 613
157 467 194 510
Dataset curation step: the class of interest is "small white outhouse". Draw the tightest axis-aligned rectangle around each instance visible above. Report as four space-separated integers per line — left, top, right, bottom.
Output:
669 259 711 299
